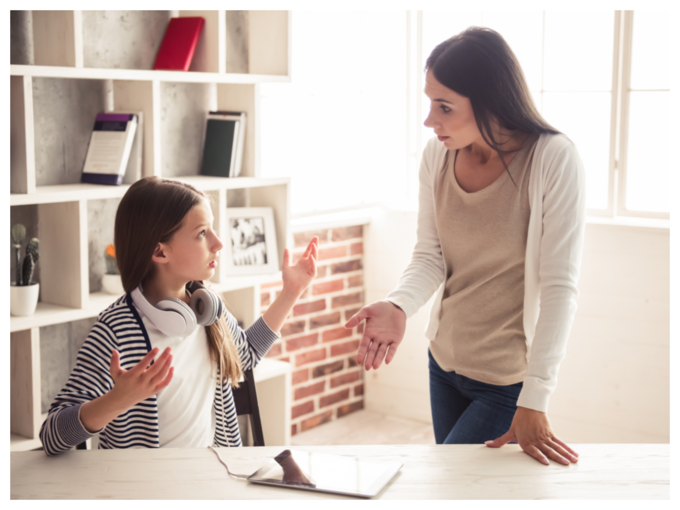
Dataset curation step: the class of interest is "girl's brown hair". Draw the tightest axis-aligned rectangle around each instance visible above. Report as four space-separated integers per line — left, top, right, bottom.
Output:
426 27 560 178
114 176 242 386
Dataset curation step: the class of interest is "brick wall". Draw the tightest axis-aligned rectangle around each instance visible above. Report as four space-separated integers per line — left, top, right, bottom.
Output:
259 225 366 437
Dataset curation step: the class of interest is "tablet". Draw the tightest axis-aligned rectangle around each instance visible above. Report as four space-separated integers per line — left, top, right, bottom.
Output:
247 449 403 498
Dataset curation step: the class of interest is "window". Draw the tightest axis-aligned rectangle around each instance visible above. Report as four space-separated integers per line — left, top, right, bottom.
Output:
259 11 407 216
260 11 669 219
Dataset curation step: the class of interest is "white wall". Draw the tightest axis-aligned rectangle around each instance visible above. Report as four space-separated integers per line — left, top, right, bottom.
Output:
364 208 669 443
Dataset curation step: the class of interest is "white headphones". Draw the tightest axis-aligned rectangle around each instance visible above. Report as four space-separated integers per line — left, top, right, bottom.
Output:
131 281 223 337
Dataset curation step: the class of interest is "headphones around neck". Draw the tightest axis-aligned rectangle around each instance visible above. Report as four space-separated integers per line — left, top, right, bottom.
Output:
131 281 223 337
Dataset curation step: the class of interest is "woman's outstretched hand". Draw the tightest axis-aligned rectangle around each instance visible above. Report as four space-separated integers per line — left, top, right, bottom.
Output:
345 300 406 370
109 347 174 409
485 406 579 466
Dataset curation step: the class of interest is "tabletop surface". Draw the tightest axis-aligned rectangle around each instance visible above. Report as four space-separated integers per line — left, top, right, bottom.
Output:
11 443 669 500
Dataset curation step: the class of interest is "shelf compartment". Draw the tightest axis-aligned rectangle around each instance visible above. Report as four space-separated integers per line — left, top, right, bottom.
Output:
10 176 290 206
10 75 36 194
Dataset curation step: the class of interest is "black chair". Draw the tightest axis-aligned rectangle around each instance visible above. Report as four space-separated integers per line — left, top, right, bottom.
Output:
76 367 264 449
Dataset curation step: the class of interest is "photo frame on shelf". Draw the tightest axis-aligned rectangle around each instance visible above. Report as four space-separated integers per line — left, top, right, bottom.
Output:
224 207 278 276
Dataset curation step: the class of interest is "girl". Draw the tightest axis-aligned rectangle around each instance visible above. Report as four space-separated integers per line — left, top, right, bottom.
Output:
40 176 318 455
346 27 585 466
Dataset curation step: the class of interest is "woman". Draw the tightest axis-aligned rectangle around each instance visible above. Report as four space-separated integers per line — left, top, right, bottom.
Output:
346 27 585 466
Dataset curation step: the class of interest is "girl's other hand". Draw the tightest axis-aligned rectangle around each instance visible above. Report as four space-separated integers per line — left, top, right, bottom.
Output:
281 236 318 297
109 347 174 409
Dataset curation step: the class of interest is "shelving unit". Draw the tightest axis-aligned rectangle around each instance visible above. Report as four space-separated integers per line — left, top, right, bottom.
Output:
10 10 292 451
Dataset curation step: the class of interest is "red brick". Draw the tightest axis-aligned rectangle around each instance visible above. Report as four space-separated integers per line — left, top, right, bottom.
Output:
309 312 341 330
261 292 271 307
330 370 361 388
265 342 282 358
294 231 329 248
348 275 363 288
348 357 359 368
292 368 309 385
295 348 327 367
330 259 363 275
291 400 315 419
350 242 363 255
354 383 364 397
337 400 364 418
312 360 344 378
312 279 344 296
331 292 363 308
280 356 290 363
332 225 363 242
318 245 347 261
293 299 326 317
261 280 283 290
322 327 352 343
280 320 306 337
294 381 326 400
285 333 319 352
300 410 333 432
344 306 363 321
319 388 350 408
331 340 360 357
291 424 298 436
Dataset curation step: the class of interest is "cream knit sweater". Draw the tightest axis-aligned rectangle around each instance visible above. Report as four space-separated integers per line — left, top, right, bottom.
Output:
386 133 586 413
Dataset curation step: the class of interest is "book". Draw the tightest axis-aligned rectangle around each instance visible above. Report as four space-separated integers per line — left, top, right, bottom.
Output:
200 111 246 178
81 113 138 186
104 110 144 184
153 17 205 71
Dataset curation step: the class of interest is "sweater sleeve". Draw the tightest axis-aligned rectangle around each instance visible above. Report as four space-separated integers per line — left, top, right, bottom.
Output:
224 310 280 371
385 137 447 317
516 140 587 412
39 321 116 456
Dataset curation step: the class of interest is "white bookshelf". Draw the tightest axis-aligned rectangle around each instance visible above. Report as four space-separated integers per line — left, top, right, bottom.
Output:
10 10 292 451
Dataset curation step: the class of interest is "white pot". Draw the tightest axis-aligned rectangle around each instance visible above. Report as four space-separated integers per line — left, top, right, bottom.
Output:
10 282 40 317
102 274 125 295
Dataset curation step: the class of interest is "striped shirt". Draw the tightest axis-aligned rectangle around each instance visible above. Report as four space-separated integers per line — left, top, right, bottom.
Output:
39 293 279 456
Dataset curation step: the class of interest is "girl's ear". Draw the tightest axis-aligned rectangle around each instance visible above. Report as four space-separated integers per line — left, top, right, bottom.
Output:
151 243 170 265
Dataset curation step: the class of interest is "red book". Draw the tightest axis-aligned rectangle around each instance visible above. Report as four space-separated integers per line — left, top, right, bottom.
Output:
153 17 205 71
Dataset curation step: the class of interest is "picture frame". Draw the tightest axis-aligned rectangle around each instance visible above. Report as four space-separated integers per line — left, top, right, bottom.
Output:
224 207 279 276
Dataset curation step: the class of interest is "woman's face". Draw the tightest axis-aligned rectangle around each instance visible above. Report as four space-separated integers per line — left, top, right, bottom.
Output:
160 199 224 283
423 69 483 151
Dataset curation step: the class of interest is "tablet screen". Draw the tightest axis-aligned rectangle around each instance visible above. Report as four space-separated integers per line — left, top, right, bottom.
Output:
248 449 403 498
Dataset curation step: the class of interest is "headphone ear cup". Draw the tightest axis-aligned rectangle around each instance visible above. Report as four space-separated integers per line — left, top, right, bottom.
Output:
157 298 197 335
190 289 220 326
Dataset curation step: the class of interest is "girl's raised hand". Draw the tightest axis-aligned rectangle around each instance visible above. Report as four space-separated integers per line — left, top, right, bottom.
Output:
281 236 318 297
109 347 174 409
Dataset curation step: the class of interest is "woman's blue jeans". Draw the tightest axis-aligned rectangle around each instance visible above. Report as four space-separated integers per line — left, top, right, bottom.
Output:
428 349 523 444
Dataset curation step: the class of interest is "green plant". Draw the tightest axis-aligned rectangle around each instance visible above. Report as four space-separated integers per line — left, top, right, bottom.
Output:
11 223 40 286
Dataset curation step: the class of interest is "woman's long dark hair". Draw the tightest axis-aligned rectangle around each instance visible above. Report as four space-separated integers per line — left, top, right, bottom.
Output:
426 27 560 174
114 176 242 385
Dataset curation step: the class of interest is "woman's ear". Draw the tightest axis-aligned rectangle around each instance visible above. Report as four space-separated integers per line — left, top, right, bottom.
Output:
151 243 170 265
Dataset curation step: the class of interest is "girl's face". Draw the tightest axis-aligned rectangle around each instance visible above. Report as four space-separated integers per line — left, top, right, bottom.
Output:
423 69 484 151
158 199 224 283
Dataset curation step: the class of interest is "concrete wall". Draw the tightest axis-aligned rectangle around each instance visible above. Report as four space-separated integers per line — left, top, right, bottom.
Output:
364 208 670 443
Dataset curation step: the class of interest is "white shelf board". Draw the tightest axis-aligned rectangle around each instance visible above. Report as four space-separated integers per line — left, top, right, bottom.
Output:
10 414 48 452
253 358 291 382
10 176 290 206
10 271 283 332
10 293 120 332
10 64 290 84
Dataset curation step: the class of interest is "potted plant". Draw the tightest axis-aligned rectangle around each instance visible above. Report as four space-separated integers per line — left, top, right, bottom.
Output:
101 244 124 295
10 223 40 316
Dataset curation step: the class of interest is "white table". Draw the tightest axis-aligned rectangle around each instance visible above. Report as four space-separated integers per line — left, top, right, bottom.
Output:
10 444 668 499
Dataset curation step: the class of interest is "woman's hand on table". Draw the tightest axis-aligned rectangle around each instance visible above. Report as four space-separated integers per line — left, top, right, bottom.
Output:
485 406 579 466
345 300 406 370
